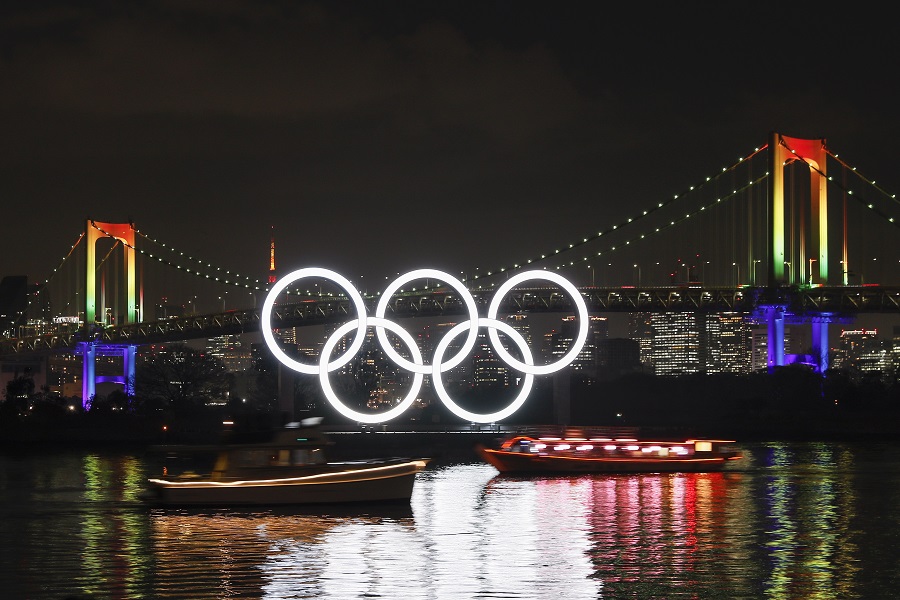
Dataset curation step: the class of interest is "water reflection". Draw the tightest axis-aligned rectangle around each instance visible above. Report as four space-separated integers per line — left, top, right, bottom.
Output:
151 507 418 599
419 464 601 598
2 442 900 599
755 442 864 599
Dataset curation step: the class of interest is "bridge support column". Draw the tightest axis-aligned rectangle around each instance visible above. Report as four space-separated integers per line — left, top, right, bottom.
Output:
81 343 96 409
811 316 831 374
763 305 786 372
78 342 137 410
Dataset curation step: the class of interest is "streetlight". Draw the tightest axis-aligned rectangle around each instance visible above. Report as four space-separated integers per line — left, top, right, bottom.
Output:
784 261 792 286
808 258 817 286
633 264 641 287
732 262 740 287
751 259 761 285
587 264 595 287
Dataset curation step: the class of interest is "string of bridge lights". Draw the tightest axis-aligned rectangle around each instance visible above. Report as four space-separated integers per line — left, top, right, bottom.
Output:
132 228 267 290
469 144 770 286
775 138 900 230
25 140 899 323
23 232 87 319
545 172 771 276
821 150 900 227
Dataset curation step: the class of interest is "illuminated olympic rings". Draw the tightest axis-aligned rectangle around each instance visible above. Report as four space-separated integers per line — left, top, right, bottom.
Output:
261 267 589 424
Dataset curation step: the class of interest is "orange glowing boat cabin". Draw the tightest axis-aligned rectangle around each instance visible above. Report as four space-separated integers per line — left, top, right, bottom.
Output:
477 428 742 474
143 418 429 507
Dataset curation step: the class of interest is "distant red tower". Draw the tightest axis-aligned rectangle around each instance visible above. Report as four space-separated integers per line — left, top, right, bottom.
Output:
268 225 277 284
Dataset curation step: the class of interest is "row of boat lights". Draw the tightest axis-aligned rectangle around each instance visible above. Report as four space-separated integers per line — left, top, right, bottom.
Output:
533 436 718 455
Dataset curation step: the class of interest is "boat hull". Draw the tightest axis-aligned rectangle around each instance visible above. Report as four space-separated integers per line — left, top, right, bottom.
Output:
478 446 737 474
145 459 428 506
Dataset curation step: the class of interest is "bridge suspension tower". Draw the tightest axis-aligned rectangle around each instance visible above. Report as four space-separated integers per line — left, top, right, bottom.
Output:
761 132 834 373
78 219 140 408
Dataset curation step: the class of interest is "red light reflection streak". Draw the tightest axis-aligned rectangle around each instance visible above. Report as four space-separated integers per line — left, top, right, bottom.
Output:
583 473 730 589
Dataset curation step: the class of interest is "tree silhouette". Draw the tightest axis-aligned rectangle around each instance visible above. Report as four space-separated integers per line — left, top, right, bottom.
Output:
135 343 230 411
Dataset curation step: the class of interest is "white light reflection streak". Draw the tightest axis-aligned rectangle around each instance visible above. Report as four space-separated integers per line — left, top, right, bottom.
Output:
411 464 601 597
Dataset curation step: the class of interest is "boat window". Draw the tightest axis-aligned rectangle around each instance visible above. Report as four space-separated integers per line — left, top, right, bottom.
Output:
272 450 291 466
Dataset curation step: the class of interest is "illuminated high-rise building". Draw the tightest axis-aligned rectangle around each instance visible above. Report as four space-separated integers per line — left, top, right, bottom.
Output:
472 331 508 387
504 313 533 347
893 326 900 374
651 312 700 375
750 326 768 372
702 312 751 373
207 334 252 373
548 315 608 374
832 328 890 379
627 312 653 368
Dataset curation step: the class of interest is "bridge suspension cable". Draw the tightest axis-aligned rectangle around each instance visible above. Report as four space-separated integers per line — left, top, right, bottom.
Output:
18 231 85 330
470 143 770 287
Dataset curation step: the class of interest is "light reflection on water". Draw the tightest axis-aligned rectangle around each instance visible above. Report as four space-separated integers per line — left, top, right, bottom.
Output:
1 442 899 599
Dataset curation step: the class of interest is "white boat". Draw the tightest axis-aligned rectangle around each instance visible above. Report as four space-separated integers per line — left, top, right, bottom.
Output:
144 418 429 507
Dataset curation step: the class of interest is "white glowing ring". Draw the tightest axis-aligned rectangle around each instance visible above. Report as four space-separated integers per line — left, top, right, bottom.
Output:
262 267 589 423
261 267 368 375
487 270 589 375
374 268 479 374
319 317 425 423
431 318 534 422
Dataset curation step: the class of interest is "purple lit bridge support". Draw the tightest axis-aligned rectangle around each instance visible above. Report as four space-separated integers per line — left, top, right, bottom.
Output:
762 305 786 371
759 304 832 374
78 342 137 409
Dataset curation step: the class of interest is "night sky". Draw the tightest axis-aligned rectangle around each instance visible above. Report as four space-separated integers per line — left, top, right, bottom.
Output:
2 1 898 299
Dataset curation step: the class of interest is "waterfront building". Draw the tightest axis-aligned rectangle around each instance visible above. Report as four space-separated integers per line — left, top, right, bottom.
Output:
651 312 700 375
548 315 608 375
206 335 252 373
472 330 508 387
750 327 768 372
832 328 892 380
627 312 653 369
504 313 533 347
893 326 900 374
702 312 751 374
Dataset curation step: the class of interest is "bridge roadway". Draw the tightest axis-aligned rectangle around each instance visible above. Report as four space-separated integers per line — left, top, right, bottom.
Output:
2 284 900 356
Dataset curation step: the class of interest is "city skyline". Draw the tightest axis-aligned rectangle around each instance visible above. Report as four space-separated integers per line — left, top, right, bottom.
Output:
1 2 899 288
